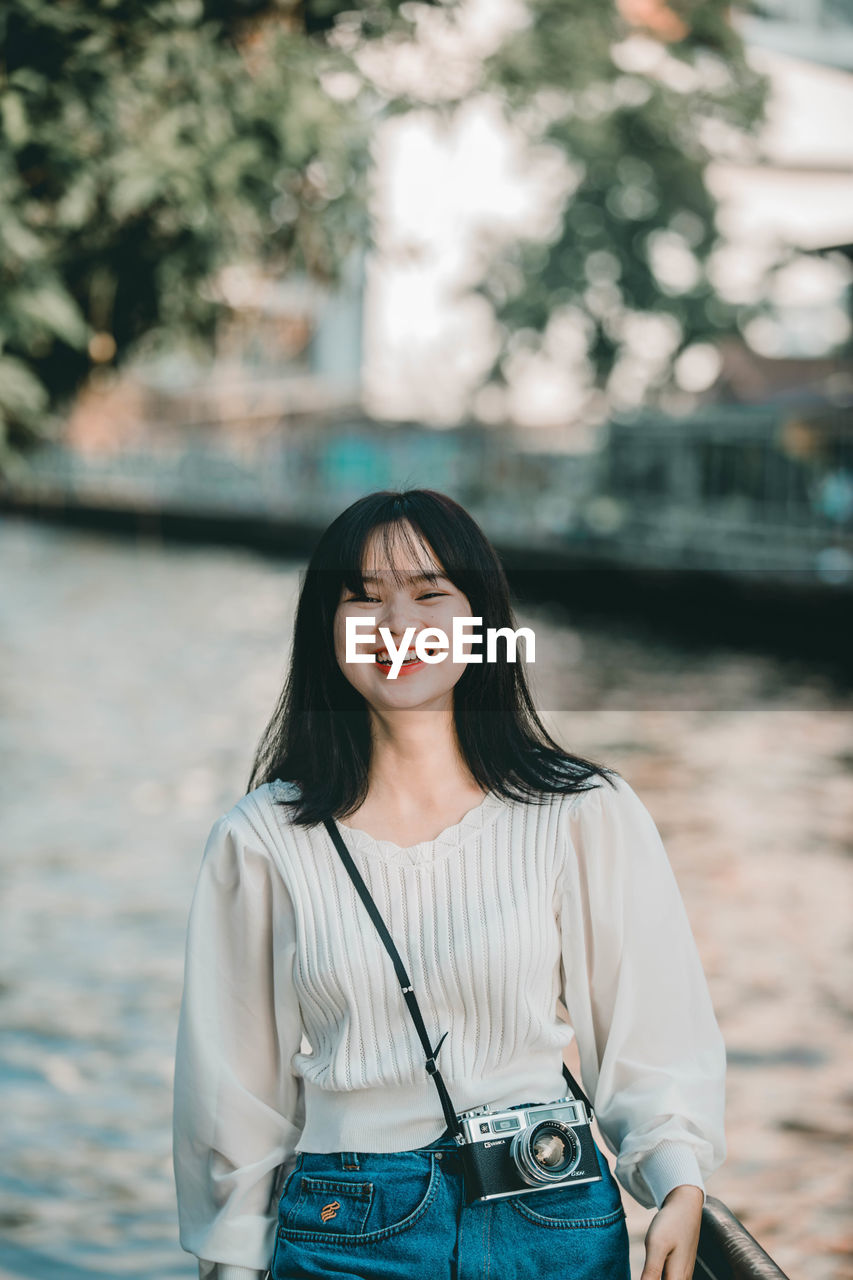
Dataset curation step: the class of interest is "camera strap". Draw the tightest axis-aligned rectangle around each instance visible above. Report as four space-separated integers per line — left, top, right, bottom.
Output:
323 817 594 1139
323 816 463 1139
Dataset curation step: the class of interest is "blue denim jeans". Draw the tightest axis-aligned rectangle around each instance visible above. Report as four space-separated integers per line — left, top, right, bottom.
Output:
269 1123 630 1279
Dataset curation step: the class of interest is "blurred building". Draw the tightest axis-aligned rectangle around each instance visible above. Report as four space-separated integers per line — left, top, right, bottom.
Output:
65 248 365 454
699 2 853 403
737 0 853 73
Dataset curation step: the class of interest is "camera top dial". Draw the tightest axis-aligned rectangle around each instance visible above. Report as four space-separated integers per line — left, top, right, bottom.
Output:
457 1103 491 1121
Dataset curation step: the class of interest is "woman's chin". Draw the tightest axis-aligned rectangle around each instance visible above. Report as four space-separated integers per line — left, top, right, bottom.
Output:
366 678 456 713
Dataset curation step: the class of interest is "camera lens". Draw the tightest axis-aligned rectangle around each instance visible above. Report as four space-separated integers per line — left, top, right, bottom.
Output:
533 1131 568 1168
511 1121 582 1186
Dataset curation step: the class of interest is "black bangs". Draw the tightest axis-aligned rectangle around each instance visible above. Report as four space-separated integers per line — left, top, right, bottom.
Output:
247 488 619 825
339 515 446 599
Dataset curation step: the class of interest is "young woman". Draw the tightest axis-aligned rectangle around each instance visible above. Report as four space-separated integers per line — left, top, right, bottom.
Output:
173 488 726 1280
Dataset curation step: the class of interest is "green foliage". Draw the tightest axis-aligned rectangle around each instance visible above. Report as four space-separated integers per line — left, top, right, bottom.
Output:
0 0 408 468
478 0 769 399
0 0 769 470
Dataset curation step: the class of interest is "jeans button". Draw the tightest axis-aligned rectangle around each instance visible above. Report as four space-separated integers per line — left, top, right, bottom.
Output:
436 1152 443 1159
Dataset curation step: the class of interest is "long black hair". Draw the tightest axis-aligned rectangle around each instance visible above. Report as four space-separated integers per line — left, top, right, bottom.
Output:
247 488 618 824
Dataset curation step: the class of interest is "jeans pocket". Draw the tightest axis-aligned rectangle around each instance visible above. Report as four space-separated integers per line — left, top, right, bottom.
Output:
507 1142 625 1230
283 1173 374 1235
494 1161 631 1280
278 1153 439 1244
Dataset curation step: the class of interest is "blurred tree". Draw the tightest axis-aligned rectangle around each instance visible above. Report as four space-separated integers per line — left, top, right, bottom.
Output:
0 0 420 474
473 0 770 412
0 0 769 472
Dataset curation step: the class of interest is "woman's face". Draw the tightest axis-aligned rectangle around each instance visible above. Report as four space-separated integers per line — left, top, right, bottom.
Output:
333 523 476 715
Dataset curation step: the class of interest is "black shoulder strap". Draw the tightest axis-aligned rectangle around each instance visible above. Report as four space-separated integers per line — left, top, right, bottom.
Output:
322 818 594 1132
323 817 461 1137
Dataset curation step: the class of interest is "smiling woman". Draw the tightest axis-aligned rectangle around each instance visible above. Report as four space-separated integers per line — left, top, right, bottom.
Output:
172 488 726 1280
332 529 486 703
246 489 604 826
344 609 536 677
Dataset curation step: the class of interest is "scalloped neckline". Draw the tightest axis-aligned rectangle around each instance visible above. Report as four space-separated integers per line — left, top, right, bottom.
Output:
336 791 506 866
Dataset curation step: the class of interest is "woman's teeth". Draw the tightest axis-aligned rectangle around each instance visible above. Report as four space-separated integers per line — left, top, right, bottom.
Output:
375 650 433 664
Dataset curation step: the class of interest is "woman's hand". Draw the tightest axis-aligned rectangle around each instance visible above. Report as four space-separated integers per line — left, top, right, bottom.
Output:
640 1184 704 1280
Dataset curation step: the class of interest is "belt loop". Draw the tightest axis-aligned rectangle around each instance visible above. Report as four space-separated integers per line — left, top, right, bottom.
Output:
341 1151 360 1170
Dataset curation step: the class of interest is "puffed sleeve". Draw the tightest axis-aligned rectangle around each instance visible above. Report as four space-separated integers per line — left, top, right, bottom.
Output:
172 809 305 1280
558 774 726 1211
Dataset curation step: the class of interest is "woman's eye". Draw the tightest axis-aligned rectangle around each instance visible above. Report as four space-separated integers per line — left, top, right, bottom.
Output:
345 590 447 603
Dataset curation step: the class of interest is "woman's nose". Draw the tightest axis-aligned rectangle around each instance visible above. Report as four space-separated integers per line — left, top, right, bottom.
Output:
377 595 416 638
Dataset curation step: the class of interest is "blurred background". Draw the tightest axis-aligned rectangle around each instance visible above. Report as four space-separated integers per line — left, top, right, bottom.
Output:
1 0 852 1276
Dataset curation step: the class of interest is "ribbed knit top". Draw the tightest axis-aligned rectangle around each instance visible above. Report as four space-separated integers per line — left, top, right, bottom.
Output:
172 773 727 1280
337 788 505 864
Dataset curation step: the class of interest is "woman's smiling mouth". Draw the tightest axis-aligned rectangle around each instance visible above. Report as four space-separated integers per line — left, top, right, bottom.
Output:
373 647 438 675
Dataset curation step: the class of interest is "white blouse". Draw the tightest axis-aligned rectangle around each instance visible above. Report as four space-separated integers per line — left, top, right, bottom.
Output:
172 773 726 1280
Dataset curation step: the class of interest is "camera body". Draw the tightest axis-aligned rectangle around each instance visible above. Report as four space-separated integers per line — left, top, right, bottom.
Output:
454 1093 601 1206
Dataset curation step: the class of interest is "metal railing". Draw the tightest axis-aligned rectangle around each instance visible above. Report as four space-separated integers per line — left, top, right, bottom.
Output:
695 1197 791 1280
3 415 851 591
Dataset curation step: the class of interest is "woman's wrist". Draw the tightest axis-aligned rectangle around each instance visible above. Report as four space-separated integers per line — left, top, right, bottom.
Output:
661 1183 704 1209
639 1139 706 1209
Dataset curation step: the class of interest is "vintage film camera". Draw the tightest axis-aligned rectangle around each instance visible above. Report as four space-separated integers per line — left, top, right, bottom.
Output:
454 1089 602 1206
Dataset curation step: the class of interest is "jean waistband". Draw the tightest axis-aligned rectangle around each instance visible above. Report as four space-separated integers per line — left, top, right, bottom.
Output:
302 1130 460 1172
419 1126 462 1151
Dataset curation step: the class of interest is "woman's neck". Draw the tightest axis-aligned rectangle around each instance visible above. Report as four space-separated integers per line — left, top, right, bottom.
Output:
343 709 488 845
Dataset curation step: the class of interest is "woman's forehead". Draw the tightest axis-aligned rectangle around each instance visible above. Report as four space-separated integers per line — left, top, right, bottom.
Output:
359 523 443 576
